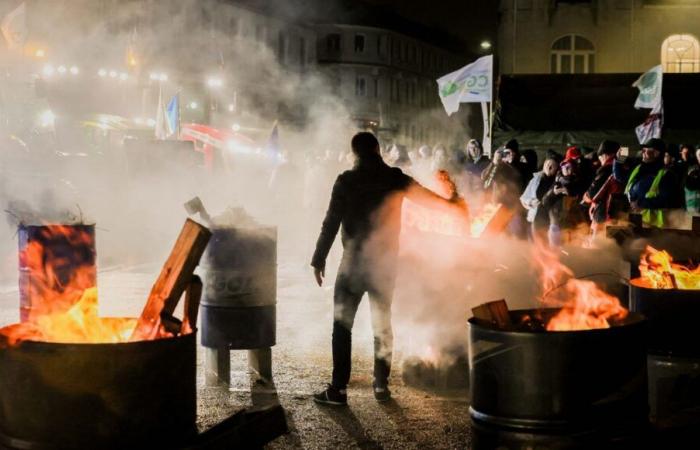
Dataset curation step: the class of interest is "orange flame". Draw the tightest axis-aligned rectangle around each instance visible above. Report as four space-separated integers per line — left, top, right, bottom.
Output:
2 288 136 345
532 240 628 331
638 246 700 290
20 225 96 320
3 225 137 345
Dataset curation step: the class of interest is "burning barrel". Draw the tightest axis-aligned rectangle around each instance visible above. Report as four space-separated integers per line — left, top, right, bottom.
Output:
0 329 197 449
629 246 700 427
468 308 648 448
18 224 96 322
201 225 277 383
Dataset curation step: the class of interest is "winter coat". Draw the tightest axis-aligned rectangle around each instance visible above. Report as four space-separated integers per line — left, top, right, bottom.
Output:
520 171 556 224
685 164 700 213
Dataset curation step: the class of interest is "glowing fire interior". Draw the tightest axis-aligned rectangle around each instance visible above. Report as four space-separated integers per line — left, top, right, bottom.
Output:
533 242 628 331
638 246 700 290
2 225 137 345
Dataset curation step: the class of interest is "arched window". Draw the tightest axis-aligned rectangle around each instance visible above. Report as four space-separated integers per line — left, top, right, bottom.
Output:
550 35 595 74
661 34 700 73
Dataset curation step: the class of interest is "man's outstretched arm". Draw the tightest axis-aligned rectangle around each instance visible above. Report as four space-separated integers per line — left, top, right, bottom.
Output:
311 176 346 285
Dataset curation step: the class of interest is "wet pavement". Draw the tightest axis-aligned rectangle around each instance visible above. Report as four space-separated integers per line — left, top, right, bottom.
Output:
0 258 473 449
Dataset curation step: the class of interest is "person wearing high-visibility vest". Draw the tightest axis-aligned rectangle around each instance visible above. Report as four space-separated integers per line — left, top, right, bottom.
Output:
624 138 682 227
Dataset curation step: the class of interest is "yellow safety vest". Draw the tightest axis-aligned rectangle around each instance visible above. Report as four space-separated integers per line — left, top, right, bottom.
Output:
624 165 668 228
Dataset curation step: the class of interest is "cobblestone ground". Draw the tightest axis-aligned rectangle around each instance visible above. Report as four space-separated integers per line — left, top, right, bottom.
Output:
0 258 472 450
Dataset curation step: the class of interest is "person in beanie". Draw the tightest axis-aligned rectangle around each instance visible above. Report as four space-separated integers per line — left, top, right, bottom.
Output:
311 132 467 406
582 140 624 239
624 138 681 227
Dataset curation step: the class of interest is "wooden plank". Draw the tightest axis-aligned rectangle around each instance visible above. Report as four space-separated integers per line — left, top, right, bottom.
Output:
480 205 515 237
472 299 512 330
130 219 211 341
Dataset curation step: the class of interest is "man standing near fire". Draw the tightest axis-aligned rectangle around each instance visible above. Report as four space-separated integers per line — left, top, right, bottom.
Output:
311 132 467 405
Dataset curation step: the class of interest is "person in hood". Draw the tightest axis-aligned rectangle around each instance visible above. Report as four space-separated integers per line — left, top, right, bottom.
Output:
520 157 559 242
463 139 490 197
311 132 467 406
624 138 682 228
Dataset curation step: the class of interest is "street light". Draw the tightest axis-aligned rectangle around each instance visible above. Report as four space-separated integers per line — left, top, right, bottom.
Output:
70 66 79 75
39 110 55 128
98 68 107 77
207 77 223 88
42 64 55 78
57 65 67 74
480 40 492 50
35 49 45 58
189 101 198 109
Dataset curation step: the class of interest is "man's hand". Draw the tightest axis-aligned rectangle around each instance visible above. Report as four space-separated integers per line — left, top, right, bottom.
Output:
314 267 325 287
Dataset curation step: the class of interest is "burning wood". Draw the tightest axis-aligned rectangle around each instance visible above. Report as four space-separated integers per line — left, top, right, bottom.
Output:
638 246 700 290
471 299 511 330
532 241 628 331
130 219 211 341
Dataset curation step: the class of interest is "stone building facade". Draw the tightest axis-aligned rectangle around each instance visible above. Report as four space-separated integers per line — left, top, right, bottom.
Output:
498 0 700 74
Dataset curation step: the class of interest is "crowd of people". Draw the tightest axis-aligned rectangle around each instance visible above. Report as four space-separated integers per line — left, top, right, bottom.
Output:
371 136 700 246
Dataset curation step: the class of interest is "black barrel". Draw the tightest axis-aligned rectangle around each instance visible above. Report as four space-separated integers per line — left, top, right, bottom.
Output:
201 226 276 349
629 280 700 427
18 224 96 322
629 279 700 357
468 308 648 444
0 328 197 449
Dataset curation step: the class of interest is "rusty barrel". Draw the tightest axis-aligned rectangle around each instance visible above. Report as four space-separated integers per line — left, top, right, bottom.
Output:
0 330 197 449
18 224 96 322
469 308 649 449
200 226 276 349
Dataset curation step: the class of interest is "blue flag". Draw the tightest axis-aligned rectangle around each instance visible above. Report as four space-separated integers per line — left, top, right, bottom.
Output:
166 93 179 137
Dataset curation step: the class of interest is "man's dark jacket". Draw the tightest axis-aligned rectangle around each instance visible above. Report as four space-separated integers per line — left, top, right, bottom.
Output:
311 153 412 272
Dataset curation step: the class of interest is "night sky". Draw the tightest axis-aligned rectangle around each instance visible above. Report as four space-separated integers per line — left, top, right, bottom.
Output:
362 0 500 55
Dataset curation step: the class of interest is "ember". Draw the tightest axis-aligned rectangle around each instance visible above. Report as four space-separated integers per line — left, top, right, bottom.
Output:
638 245 700 290
533 241 628 331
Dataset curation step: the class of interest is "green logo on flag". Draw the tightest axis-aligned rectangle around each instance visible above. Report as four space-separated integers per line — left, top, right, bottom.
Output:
441 81 460 97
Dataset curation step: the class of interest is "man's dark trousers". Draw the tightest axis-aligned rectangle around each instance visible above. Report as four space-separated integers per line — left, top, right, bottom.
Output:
331 267 393 390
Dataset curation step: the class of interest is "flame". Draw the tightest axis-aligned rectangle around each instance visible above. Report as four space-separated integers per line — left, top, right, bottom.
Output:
3 225 137 345
470 203 501 237
532 240 628 331
2 288 136 345
638 246 700 290
20 225 96 320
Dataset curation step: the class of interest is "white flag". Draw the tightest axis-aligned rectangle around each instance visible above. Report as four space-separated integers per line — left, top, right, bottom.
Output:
155 86 173 140
635 101 663 145
633 65 663 110
1 2 26 50
437 55 493 116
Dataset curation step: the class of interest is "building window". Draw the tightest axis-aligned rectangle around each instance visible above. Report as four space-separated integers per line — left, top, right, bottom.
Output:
355 76 367 96
550 35 595 74
327 33 341 52
662 34 700 73
354 34 365 53
377 35 386 57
